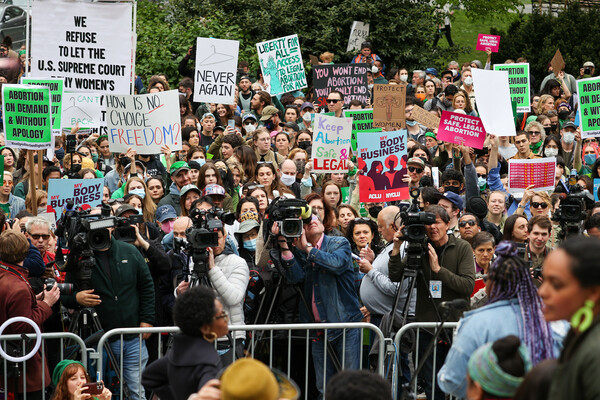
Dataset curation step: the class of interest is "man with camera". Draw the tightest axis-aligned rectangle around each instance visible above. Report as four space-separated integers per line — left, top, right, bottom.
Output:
389 205 474 400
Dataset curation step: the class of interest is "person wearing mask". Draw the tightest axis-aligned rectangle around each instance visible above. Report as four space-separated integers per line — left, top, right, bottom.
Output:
299 102 314 130
241 113 258 137
158 161 191 215
155 205 177 237
405 97 427 145
279 159 302 198
235 218 259 268
559 121 582 170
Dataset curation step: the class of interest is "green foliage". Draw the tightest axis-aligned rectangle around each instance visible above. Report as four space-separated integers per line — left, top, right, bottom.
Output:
490 4 600 88
437 0 524 22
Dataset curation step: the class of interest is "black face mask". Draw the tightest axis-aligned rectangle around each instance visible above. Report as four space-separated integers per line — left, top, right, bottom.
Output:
551 124 558 131
444 185 460 194
544 127 552 135
557 110 570 120
298 141 310 150
368 205 382 218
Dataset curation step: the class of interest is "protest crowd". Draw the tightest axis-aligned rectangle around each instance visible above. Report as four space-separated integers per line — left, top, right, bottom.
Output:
1 5 600 400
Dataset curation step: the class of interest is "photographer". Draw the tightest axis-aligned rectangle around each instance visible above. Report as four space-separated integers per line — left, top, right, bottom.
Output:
389 205 474 400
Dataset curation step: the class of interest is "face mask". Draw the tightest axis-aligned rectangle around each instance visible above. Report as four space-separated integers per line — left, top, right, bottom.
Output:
444 185 460 194
368 205 382 218
477 177 486 191
463 76 473 86
245 124 256 133
135 207 143 215
55 148 65 160
91 153 98 163
38 207 47 215
302 112 312 122
130 188 146 199
243 238 257 252
585 153 597 166
443 99 452 107
280 173 296 186
544 127 552 135
406 120 417 127
161 220 175 234
451 70 458 77
551 124 558 131
367 83 374 90
119 156 130 167
197 158 206 167
558 110 570 120
428 145 438 156
298 141 310 150
371 66 379 74
545 148 559 157
70 164 82 174
563 131 575 144
415 93 426 102
399 75 408 82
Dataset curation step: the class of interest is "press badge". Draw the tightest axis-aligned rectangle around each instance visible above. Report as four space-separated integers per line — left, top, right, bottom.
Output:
429 280 442 298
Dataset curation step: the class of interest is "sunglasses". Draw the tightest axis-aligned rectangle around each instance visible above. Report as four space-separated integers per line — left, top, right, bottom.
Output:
30 234 50 240
477 174 487 179
243 120 256 125
531 201 548 209
2 180 13 187
459 220 477 228
528 131 541 135
408 166 424 173
326 99 340 104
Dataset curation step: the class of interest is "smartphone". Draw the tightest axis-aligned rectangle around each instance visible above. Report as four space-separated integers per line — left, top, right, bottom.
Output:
82 382 104 395
227 119 235 131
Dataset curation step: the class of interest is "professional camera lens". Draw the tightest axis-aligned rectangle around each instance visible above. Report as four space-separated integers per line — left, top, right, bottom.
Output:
45 278 74 295
280 219 303 238
88 228 111 250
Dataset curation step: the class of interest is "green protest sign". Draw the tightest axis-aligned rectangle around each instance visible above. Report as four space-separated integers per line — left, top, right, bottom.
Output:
22 78 63 135
578 77 600 137
343 108 381 152
2 84 53 149
493 63 530 113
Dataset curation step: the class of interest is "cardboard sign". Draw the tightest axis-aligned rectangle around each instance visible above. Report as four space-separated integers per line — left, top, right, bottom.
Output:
347 21 370 53
343 109 381 152
313 64 369 108
194 37 239 104
493 63 531 113
357 130 408 202
410 105 440 130
437 111 487 149
475 34 501 53
373 83 407 129
256 34 307 96
2 84 53 150
551 49 566 74
62 92 106 130
106 90 181 154
577 77 600 137
31 0 133 94
472 69 516 136
47 178 104 220
508 157 556 193
22 78 64 135
311 113 352 173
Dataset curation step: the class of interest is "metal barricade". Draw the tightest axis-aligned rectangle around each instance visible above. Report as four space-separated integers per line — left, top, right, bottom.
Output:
1 332 88 400
95 323 385 400
392 322 458 400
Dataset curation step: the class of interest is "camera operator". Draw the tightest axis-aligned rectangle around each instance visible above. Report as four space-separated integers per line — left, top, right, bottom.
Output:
0 230 60 399
60 208 155 400
389 205 474 400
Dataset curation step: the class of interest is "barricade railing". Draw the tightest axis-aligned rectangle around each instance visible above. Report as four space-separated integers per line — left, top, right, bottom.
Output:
391 322 459 400
94 323 386 400
1 332 88 400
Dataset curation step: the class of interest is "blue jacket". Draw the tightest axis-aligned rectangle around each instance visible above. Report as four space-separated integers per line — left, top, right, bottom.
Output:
488 165 531 217
438 299 568 399
280 234 362 339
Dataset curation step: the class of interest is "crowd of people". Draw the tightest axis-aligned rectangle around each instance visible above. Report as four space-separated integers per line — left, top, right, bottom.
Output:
0 37 600 400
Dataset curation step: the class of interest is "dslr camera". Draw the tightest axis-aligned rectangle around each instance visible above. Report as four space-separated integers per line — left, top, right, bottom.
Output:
552 171 594 239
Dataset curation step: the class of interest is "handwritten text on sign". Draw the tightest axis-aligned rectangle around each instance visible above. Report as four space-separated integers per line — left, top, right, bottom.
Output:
313 64 368 108
437 111 487 149
194 37 239 104
256 34 307 96
311 114 352 173
106 90 181 154
476 34 501 52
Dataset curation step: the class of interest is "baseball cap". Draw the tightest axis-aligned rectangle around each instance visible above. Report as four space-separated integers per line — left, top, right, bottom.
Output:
203 183 226 197
562 121 577 130
425 67 439 77
260 105 279 121
407 157 425 168
170 161 190 176
115 204 138 217
124 160 146 173
242 113 257 123
301 101 314 111
155 205 177 223
279 121 300 132
442 191 464 211
583 61 595 68
187 160 202 170
236 219 260 235
180 184 201 198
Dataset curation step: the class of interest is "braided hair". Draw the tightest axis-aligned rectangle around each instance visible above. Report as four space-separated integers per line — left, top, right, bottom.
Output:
486 241 554 365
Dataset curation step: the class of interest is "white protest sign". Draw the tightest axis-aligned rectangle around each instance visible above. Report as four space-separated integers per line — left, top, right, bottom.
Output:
347 21 370 53
311 114 353 173
62 92 106 129
31 0 133 94
106 90 181 154
256 34 307 96
472 68 516 136
194 37 239 104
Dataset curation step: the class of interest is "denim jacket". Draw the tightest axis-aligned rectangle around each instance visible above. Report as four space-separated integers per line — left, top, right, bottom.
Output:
280 235 362 339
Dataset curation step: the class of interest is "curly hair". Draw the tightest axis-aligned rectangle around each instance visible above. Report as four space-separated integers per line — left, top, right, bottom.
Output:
173 286 217 336
345 218 383 255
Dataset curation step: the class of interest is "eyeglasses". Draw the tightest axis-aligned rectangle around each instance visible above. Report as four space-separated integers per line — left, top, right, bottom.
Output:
531 201 548 209
477 174 487 179
528 131 541 135
326 99 340 104
459 220 477 228
214 311 229 320
30 234 50 240
2 180 13 187
408 166 424 173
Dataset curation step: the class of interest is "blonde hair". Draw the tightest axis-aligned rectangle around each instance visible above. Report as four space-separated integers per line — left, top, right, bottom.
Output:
124 177 156 223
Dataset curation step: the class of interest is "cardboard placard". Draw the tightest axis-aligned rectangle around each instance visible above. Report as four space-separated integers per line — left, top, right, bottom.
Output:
437 111 487 149
313 64 369 108
410 105 440 130
357 130 408 202
21 78 64 135
508 157 556 193
475 34 501 52
346 21 370 53
47 178 104 220
472 69 516 136
194 37 239 104
343 109 381 152
493 63 531 113
256 34 307 96
311 113 352 173
551 49 566 74
577 77 600 138
373 83 407 129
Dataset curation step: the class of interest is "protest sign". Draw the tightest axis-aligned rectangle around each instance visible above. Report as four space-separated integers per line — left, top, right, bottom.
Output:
194 37 239 104
31 0 133 94
256 34 307 96
577 77 600 137
2 85 53 150
475 34 500 52
437 111 487 149
311 113 352 173
551 49 565 74
62 92 106 131
493 63 531 113
410 105 440 130
357 130 408 202
472 69 516 136
346 21 370 53
508 157 556 193
106 90 181 154
373 83 407 129
22 78 64 135
343 109 381 152
47 178 103 220
313 64 369 108
595 178 600 201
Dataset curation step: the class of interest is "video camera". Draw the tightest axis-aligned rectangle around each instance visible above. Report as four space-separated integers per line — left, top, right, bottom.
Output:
552 171 594 239
266 197 313 239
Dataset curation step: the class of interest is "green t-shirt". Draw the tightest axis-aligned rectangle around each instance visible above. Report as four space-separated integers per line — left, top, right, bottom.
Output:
0 202 11 219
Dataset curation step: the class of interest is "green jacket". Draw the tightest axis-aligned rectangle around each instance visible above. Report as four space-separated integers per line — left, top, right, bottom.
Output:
548 318 600 400
62 237 155 332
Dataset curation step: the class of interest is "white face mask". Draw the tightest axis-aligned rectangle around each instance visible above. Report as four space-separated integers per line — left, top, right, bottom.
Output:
545 148 559 157
280 173 296 186
399 75 408 82
135 207 143 215
463 76 473 86
302 112 312 122
245 124 256 133
563 131 575 144
451 69 458 77
371 66 379 74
